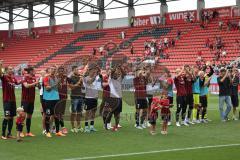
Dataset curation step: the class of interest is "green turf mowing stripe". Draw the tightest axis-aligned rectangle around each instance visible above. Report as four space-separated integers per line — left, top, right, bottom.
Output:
64 143 240 160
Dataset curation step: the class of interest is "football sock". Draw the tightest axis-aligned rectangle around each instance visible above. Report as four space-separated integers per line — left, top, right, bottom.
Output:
26 118 31 133
54 118 60 133
7 119 13 135
192 108 197 120
2 119 8 137
45 116 50 133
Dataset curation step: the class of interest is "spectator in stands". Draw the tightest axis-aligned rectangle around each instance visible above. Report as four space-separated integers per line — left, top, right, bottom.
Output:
130 16 134 27
171 39 175 47
164 37 168 48
186 12 191 22
99 46 104 55
1 42 5 51
92 48 96 56
156 17 160 25
96 23 99 29
144 40 149 50
219 21 223 30
216 36 223 50
227 20 232 31
176 30 181 40
200 21 205 29
212 10 219 19
205 11 209 24
121 31 126 39
131 45 134 55
221 49 227 58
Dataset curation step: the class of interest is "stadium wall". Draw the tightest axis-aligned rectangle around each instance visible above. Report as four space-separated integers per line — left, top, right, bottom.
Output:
103 17 129 28
76 21 98 31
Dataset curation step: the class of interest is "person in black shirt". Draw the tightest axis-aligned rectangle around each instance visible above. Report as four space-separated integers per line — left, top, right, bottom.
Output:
230 68 239 120
217 68 232 121
68 66 85 133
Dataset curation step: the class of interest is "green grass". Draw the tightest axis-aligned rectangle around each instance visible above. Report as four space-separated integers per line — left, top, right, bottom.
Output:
0 89 239 160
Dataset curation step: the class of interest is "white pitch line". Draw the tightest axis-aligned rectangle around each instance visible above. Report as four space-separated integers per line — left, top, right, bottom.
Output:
64 143 240 160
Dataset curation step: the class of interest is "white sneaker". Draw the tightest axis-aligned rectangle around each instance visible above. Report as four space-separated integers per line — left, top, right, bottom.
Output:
196 120 201 124
183 121 189 126
146 122 151 127
233 117 238 121
141 124 147 129
117 124 122 128
189 121 195 125
176 122 181 127
107 123 112 130
167 122 172 126
136 126 143 130
42 130 47 135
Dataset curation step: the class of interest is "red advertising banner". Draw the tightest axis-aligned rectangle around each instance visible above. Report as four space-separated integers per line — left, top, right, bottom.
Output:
13 29 28 37
32 26 49 35
54 24 73 34
203 6 232 18
232 6 240 17
133 14 161 27
165 10 197 24
0 31 8 40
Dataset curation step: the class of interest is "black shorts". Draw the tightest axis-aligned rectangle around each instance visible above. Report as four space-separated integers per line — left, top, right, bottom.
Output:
186 94 193 109
135 98 148 109
149 115 158 125
231 95 239 107
168 96 173 105
176 96 187 109
107 97 122 114
3 101 16 117
85 98 98 111
21 102 34 114
16 124 23 132
147 95 153 107
161 114 169 122
44 100 59 116
200 95 207 108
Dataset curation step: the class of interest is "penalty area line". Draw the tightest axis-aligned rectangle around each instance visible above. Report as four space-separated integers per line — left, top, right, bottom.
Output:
63 143 240 160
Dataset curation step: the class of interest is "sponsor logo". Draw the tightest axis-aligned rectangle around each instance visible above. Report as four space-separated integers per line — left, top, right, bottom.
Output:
168 11 195 21
134 15 161 27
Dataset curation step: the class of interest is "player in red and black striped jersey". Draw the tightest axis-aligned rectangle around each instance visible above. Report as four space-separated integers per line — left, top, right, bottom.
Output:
56 66 68 134
21 66 40 137
0 61 22 140
133 68 148 129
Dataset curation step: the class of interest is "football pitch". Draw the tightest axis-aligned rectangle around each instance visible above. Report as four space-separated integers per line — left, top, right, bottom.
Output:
0 89 240 160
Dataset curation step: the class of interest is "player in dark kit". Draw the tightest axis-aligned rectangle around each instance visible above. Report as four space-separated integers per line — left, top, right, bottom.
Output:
56 66 68 134
133 67 148 129
21 66 40 137
0 60 22 140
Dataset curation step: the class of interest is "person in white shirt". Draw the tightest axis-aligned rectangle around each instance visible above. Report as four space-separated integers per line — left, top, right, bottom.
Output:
83 65 100 133
105 65 126 131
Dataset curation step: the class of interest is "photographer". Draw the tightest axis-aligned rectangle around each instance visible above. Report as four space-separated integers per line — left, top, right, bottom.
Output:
217 68 232 122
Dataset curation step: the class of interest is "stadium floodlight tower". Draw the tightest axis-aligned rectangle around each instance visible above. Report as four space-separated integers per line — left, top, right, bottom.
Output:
128 0 135 26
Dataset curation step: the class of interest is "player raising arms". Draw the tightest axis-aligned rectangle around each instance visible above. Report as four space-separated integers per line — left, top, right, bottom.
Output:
43 65 65 138
83 64 100 133
0 60 22 139
184 65 194 125
21 66 40 137
133 67 148 129
105 64 126 131
174 67 188 127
